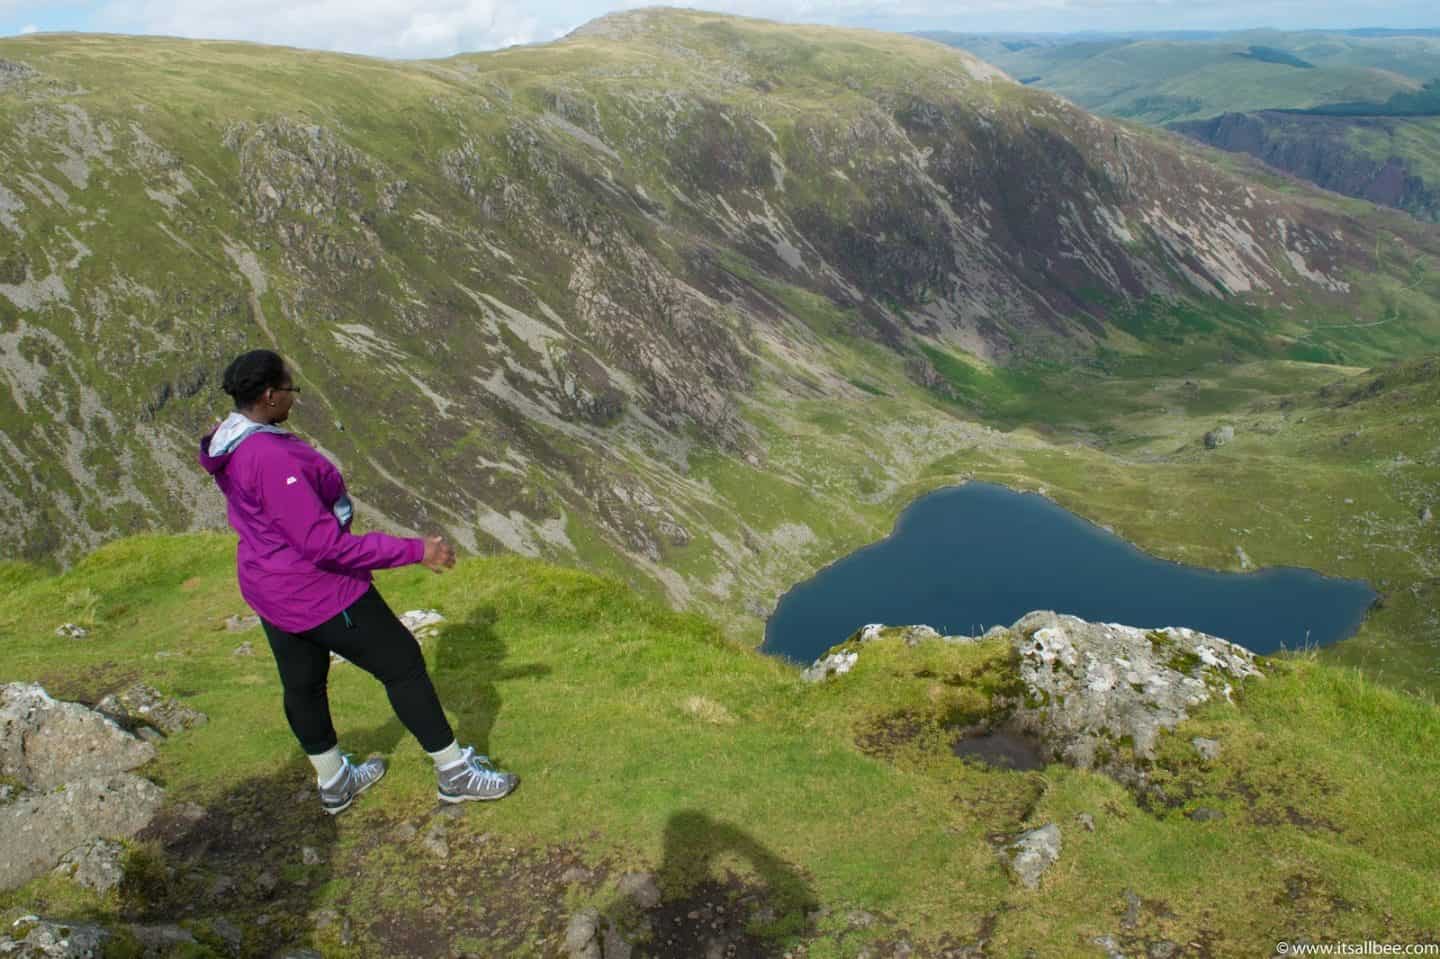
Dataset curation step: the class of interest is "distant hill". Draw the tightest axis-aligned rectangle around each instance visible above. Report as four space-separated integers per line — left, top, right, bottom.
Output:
921 29 1440 221
918 29 1439 122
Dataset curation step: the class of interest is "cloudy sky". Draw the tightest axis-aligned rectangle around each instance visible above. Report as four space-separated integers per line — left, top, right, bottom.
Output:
3 0 1438 58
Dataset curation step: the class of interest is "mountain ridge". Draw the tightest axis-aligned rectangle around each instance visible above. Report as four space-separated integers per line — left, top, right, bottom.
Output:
1 9 1438 639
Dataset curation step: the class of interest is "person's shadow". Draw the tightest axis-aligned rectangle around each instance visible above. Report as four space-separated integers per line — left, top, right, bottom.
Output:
427 603 550 766
598 809 819 958
124 755 355 957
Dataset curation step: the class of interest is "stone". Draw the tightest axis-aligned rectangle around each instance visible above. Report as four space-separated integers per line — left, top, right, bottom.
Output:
565 909 602 959
1148 941 1179 959
233 642 255 657
0 916 111 957
1192 737 1222 762
1202 425 1234 449
1421 506 1433 524
800 650 858 682
301 846 322 866
93 683 207 737
1006 824 1061 890
399 609 445 641
391 822 418 842
1006 612 1262 785
560 866 591 884
1234 545 1252 570
616 871 661 909
224 614 260 632
1075 812 1096 832
1186 807 1225 822
51 839 125 892
53 624 89 640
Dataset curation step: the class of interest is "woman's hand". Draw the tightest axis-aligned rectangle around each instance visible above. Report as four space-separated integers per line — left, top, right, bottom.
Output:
421 535 456 573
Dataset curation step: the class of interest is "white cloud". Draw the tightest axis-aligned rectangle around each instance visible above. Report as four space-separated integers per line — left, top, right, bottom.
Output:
19 24 39 34
97 0 543 58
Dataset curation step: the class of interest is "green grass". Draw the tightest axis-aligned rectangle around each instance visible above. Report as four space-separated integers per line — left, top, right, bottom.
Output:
1 534 1438 954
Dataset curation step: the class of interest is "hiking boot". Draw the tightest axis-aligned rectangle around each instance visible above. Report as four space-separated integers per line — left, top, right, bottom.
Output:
436 745 518 803
318 755 386 815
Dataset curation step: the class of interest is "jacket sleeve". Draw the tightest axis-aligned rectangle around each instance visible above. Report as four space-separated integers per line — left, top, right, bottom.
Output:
258 453 425 573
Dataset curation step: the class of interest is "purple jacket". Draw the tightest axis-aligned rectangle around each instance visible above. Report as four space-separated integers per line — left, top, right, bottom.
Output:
199 419 424 632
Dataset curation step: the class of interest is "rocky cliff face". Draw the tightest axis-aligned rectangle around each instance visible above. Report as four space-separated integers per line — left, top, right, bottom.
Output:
1 10 1437 616
1173 112 1440 222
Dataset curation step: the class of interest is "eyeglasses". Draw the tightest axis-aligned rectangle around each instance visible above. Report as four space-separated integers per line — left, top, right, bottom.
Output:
273 385 302 394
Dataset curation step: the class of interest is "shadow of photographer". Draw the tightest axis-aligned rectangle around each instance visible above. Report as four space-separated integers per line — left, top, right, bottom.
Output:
588 809 819 959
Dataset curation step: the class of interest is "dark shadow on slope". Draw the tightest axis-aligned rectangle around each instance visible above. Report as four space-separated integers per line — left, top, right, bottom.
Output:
429 604 550 763
605 810 819 958
128 757 344 958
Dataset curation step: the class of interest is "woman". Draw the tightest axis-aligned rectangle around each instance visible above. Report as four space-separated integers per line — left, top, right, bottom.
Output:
199 349 517 814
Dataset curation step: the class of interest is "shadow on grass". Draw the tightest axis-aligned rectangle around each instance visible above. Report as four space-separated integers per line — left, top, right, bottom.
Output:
596 809 819 958
127 755 349 957
430 603 550 764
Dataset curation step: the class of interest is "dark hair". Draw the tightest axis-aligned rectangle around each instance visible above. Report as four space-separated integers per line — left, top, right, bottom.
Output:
222 349 288 408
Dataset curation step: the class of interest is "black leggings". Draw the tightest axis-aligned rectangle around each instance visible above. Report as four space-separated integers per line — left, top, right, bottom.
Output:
261 586 454 755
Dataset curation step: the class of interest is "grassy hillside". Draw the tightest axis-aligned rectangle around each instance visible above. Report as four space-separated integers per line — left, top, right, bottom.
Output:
1 534 1437 956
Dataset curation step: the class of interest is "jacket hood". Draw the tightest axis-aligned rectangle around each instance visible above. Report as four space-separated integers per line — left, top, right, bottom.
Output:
199 412 289 475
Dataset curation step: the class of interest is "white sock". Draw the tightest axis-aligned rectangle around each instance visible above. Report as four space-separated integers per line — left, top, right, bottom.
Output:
427 740 465 769
308 747 346 785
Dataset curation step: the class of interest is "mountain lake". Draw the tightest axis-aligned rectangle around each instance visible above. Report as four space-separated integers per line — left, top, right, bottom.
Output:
763 482 1378 665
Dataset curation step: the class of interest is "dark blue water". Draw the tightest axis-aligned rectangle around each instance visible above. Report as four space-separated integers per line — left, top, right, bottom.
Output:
763 483 1377 665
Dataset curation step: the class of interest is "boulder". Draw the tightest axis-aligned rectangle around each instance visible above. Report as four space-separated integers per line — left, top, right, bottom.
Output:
1 684 155 790
0 685 165 892
94 683 207 737
564 909 632 959
1006 611 1261 784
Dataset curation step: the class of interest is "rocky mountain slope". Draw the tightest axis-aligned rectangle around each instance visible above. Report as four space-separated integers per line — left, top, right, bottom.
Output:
2 9 1439 632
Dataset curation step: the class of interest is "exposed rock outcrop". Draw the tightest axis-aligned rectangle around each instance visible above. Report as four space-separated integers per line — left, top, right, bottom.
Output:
0 684 165 891
804 610 1263 786
1173 112 1440 223
1008 610 1260 783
